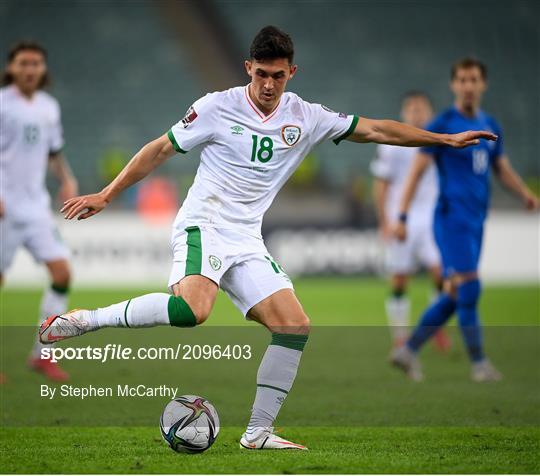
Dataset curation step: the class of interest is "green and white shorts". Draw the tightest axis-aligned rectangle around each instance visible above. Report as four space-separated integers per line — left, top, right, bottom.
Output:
167 225 293 317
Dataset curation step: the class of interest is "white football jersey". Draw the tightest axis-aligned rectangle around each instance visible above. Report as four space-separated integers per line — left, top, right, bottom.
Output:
370 143 438 227
0 85 64 222
169 85 357 237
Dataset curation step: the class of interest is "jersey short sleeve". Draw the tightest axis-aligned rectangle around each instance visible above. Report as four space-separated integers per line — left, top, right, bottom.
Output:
168 92 219 154
48 99 64 154
305 102 358 146
370 144 395 181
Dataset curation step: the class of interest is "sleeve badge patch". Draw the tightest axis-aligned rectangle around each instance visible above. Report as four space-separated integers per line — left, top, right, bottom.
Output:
181 106 198 128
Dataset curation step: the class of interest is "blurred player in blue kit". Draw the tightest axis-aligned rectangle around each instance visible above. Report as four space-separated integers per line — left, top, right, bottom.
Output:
392 58 539 382
371 92 450 352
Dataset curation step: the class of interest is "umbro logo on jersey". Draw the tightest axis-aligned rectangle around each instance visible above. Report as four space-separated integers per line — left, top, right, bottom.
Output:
281 125 301 146
322 104 347 119
181 106 198 128
230 125 244 135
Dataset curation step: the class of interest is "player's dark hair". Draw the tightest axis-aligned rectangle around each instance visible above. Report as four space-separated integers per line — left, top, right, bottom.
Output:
402 90 432 106
451 57 487 80
250 26 294 63
2 40 50 88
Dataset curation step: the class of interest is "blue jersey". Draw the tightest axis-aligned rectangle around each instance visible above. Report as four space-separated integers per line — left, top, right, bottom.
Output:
421 106 503 224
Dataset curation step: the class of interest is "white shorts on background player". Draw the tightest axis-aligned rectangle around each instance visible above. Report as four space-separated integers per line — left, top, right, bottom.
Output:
385 223 439 274
0 215 69 272
167 226 292 317
370 143 440 275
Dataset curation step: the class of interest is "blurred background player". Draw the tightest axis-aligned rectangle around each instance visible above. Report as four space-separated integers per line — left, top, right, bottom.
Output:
0 41 78 381
371 92 450 351
392 57 540 382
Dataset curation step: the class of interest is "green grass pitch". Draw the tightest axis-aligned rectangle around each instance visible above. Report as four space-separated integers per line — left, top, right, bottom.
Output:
1 278 539 474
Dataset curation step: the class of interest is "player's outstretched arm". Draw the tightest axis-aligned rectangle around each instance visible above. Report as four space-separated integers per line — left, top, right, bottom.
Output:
62 133 176 220
347 117 497 148
493 156 540 210
394 152 432 241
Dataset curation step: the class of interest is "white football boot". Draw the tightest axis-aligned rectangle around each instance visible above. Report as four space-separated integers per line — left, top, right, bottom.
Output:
39 309 94 344
471 359 503 382
240 427 307 450
390 345 424 382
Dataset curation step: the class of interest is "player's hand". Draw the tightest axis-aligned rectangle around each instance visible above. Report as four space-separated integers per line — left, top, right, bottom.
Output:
394 221 407 242
523 192 540 211
379 222 393 242
58 177 79 203
61 192 109 220
445 130 498 148
0 200 4 219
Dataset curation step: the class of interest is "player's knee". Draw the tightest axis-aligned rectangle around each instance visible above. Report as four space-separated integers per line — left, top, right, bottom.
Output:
457 278 481 309
188 299 214 325
51 266 71 288
298 313 311 333
391 275 407 295
391 287 406 298
443 279 456 298
280 311 311 335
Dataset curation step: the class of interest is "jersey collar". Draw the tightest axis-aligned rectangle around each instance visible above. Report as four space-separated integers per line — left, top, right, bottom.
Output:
453 104 483 121
244 85 282 123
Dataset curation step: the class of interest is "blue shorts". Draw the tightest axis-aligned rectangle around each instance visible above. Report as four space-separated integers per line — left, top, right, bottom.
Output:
434 212 484 277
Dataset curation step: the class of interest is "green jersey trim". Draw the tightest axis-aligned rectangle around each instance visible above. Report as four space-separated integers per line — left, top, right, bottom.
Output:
333 115 359 145
167 129 187 154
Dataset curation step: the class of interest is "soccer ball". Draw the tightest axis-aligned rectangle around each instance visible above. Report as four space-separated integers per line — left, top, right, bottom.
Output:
160 395 220 453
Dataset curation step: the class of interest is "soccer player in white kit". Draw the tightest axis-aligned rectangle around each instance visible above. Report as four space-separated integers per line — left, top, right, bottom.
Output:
371 92 450 351
40 26 496 449
0 41 78 382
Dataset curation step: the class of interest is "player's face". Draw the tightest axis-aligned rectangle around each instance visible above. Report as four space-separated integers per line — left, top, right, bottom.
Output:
245 58 297 113
401 97 432 128
451 67 487 110
8 50 47 95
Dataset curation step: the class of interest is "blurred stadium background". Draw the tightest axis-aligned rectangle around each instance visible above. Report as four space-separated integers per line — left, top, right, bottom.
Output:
1 0 539 286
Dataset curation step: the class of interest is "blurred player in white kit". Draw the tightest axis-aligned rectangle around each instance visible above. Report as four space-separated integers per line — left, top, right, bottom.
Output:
371 92 450 351
0 41 78 381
